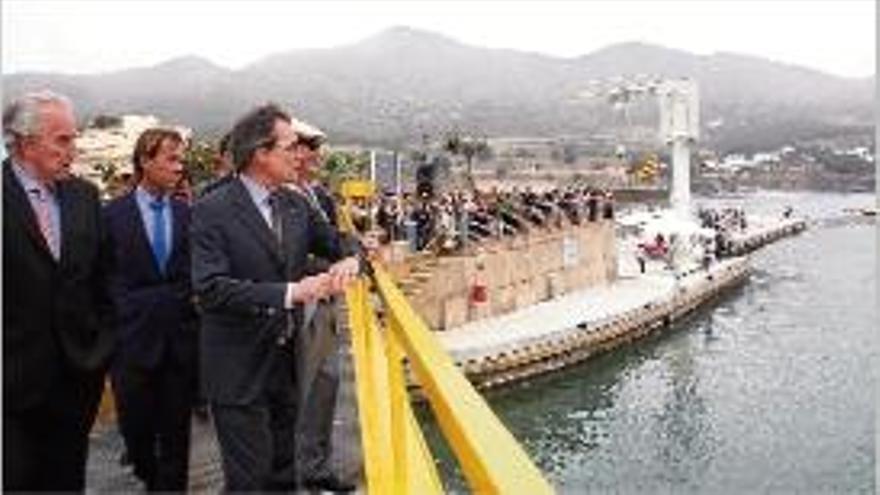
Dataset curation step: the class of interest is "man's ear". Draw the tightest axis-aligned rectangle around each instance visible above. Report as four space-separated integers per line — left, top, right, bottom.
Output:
252 147 269 165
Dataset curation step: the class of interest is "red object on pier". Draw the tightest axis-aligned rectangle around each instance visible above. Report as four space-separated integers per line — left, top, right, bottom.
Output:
470 282 488 304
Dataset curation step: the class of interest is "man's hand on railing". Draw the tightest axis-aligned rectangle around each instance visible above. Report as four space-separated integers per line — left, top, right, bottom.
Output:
328 256 360 292
290 273 335 304
289 258 357 304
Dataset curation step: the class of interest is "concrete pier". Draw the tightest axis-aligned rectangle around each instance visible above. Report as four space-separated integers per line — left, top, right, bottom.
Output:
430 216 806 388
726 218 807 256
436 257 750 389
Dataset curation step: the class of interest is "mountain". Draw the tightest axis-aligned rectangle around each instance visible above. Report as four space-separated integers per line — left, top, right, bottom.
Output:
3 26 873 152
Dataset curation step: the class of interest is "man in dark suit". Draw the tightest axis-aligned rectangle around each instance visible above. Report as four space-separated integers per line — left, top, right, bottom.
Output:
3 91 115 491
191 103 360 491
104 128 198 491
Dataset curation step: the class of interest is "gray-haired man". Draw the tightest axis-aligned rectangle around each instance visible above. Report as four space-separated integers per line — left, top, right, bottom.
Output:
3 91 115 491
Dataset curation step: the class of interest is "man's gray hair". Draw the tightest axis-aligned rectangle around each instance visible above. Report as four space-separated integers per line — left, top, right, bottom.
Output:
2 90 73 149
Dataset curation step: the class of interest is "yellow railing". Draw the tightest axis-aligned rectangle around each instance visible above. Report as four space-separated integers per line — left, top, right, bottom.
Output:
345 266 554 494
338 179 553 494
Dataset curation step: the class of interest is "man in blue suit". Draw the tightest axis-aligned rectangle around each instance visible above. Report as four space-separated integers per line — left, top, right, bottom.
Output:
104 128 198 491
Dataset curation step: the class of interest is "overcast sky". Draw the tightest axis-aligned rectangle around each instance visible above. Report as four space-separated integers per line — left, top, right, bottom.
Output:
2 0 875 78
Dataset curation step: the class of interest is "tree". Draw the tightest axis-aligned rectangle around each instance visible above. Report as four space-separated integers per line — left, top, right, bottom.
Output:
321 150 370 192
443 131 489 190
183 140 218 187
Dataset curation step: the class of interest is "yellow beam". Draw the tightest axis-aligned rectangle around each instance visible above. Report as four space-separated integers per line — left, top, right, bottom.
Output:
347 280 444 495
372 266 555 495
387 320 445 495
340 179 376 200
347 279 394 494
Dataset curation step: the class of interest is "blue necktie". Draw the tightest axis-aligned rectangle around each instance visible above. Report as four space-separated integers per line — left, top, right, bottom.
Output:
149 199 168 274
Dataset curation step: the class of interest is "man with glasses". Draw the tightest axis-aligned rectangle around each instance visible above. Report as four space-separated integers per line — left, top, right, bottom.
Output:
191 104 360 491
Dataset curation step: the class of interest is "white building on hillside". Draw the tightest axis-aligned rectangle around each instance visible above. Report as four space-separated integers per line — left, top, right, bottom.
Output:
74 115 191 189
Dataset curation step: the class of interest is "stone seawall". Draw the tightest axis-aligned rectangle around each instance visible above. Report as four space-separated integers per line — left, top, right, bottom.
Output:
406 221 619 330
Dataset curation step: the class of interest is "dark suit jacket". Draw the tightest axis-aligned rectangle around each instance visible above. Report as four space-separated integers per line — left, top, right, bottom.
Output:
3 160 115 411
190 177 352 405
197 173 235 199
104 192 197 369
310 183 337 228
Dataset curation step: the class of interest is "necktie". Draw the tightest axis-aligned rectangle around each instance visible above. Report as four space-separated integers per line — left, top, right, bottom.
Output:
267 193 284 245
267 192 295 345
149 199 169 274
29 188 58 259
304 186 330 224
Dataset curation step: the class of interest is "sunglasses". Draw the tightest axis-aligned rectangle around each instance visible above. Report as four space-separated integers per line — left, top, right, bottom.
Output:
297 135 323 152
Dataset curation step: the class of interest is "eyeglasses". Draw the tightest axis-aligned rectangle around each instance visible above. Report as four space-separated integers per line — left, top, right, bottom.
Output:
263 139 300 154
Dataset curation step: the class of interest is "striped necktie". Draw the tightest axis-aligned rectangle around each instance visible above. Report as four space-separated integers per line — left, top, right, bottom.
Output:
303 186 330 224
29 188 59 259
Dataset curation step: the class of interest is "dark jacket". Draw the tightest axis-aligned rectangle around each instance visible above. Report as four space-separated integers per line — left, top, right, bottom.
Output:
310 183 337 228
3 160 114 411
190 177 352 404
197 173 235 199
103 191 198 369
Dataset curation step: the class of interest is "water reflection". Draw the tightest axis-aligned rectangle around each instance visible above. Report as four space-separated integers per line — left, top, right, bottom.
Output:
419 193 875 493
652 340 715 489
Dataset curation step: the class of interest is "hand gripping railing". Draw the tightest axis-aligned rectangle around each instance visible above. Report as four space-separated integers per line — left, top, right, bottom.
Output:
345 263 555 494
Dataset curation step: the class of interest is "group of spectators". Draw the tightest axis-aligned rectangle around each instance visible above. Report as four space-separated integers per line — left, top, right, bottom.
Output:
369 186 616 254
697 207 749 258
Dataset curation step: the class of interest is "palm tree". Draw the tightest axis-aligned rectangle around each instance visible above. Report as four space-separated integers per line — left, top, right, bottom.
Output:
443 131 489 190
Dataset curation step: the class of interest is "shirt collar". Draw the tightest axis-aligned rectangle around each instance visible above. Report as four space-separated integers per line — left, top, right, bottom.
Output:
11 159 54 197
240 173 273 207
135 184 168 205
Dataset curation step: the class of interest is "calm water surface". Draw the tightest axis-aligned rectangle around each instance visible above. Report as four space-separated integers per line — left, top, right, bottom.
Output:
423 192 876 494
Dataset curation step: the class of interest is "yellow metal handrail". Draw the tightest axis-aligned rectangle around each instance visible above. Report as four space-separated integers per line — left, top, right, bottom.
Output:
347 278 445 494
345 266 554 494
379 266 553 493
338 178 553 494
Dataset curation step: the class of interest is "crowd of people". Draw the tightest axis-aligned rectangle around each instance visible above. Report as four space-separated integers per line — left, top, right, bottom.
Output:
369 186 616 254
697 207 750 258
3 90 363 492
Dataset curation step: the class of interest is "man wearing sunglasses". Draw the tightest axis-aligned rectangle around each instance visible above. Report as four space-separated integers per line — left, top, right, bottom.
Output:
286 119 358 492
